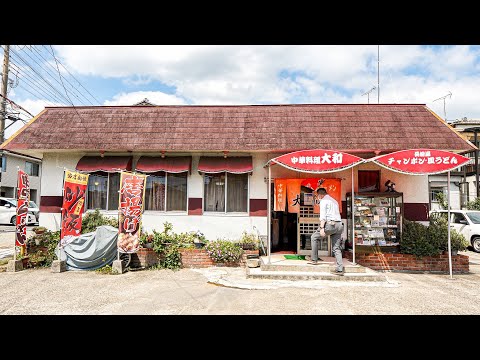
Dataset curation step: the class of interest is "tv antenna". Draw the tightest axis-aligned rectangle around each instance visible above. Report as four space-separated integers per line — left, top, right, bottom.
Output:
433 91 452 122
362 86 376 104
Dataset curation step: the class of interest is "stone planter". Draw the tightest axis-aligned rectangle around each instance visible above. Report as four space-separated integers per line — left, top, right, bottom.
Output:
246 254 260 268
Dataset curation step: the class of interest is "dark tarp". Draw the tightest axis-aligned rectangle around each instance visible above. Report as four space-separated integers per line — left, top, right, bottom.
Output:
55 225 118 271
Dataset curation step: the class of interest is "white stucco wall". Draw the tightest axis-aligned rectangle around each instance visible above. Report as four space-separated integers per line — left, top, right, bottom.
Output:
39 152 432 239
39 152 269 240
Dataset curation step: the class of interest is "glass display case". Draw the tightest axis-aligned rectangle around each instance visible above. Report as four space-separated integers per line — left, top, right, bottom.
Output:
346 192 403 251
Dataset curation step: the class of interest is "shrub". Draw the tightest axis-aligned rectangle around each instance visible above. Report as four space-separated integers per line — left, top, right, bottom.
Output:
205 239 243 263
466 197 480 210
235 231 259 250
401 215 469 258
81 209 118 234
400 219 436 257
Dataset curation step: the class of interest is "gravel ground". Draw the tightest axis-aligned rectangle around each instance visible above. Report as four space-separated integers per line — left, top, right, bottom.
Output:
2 227 480 315
1 262 479 315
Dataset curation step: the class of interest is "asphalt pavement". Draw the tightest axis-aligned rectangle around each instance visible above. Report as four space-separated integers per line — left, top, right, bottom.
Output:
1 225 480 314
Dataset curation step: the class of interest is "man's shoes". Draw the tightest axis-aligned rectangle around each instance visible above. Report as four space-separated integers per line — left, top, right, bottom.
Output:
307 261 319 265
332 270 344 276
305 255 312 261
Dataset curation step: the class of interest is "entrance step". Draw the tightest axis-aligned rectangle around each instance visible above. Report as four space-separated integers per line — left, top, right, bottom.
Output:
246 267 386 281
247 254 385 282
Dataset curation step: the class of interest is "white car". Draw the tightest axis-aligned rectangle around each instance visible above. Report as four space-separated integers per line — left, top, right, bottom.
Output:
0 197 38 226
430 209 480 253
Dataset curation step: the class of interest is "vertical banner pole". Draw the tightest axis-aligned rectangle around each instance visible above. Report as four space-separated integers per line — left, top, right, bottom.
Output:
352 166 356 265
447 170 453 279
267 164 271 265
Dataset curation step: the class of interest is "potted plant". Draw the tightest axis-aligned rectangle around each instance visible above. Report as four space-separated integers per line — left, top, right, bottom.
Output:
192 230 206 249
32 226 47 235
237 231 259 250
139 233 154 249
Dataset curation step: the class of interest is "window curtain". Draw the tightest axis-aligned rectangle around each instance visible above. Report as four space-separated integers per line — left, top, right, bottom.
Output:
145 173 166 211
167 172 187 211
204 173 225 212
87 173 108 210
227 173 248 212
107 173 120 210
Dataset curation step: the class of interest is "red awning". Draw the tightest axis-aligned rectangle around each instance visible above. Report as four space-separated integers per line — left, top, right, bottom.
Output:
76 156 133 173
136 156 192 173
198 156 253 174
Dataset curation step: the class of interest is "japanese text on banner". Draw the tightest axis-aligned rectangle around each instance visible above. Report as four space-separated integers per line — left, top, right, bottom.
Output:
15 170 30 247
118 172 147 253
60 170 89 246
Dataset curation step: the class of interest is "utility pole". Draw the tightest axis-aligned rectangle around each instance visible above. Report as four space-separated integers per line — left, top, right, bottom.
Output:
377 45 380 104
0 45 10 144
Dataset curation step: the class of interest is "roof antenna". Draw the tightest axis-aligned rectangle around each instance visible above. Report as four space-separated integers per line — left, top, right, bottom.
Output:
433 91 452 122
362 86 376 104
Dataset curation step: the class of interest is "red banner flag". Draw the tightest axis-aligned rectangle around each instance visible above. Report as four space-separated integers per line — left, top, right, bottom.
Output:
118 172 147 253
60 170 89 246
371 149 470 175
15 170 30 247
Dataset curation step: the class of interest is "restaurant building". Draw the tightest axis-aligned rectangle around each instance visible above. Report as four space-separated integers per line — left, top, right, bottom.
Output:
0 103 475 256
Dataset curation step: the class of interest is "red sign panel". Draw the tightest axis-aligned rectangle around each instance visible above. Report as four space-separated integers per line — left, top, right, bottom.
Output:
118 172 147 253
60 170 89 246
15 170 30 247
372 149 470 175
272 150 364 173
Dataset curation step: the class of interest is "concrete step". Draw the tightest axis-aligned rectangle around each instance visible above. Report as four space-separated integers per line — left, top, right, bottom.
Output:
248 254 382 282
246 267 386 282
261 263 366 273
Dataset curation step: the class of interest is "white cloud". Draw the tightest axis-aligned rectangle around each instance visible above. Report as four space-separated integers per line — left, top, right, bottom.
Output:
103 91 187 106
28 45 480 120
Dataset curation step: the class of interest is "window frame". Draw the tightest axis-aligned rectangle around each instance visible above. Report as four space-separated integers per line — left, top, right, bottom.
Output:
202 172 249 214
85 172 120 211
143 171 188 213
25 161 40 177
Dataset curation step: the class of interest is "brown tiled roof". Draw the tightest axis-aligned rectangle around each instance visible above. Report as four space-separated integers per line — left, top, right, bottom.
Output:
1 104 475 154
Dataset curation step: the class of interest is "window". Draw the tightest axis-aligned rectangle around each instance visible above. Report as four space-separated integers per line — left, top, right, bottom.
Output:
358 170 380 192
452 213 467 224
26 161 39 176
430 187 444 203
1 155 6 172
86 172 120 210
204 173 248 213
144 172 187 211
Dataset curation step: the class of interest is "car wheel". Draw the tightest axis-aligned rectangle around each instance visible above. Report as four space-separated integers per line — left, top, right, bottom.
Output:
10 216 16 226
472 237 480 253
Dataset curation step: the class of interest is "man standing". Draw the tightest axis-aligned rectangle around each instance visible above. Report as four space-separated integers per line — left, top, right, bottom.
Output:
308 187 345 275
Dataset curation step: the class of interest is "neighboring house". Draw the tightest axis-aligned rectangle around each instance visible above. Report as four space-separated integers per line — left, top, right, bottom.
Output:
0 149 41 204
0 103 475 248
429 118 480 210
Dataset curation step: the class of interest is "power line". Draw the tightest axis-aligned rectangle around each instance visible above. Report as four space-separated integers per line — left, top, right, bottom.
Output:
7 47 72 104
44 45 102 105
0 93 34 117
9 61 67 104
17 46 90 106
49 45 97 147
31 46 94 106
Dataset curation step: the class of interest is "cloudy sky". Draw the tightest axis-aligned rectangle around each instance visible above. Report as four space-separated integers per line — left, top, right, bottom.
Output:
2 45 479 139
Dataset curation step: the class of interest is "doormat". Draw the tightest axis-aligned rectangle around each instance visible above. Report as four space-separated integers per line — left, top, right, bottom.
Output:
284 254 306 260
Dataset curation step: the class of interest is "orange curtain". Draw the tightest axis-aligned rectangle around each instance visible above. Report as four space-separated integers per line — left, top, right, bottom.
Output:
274 179 287 211
286 179 303 213
313 178 342 213
274 178 342 214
